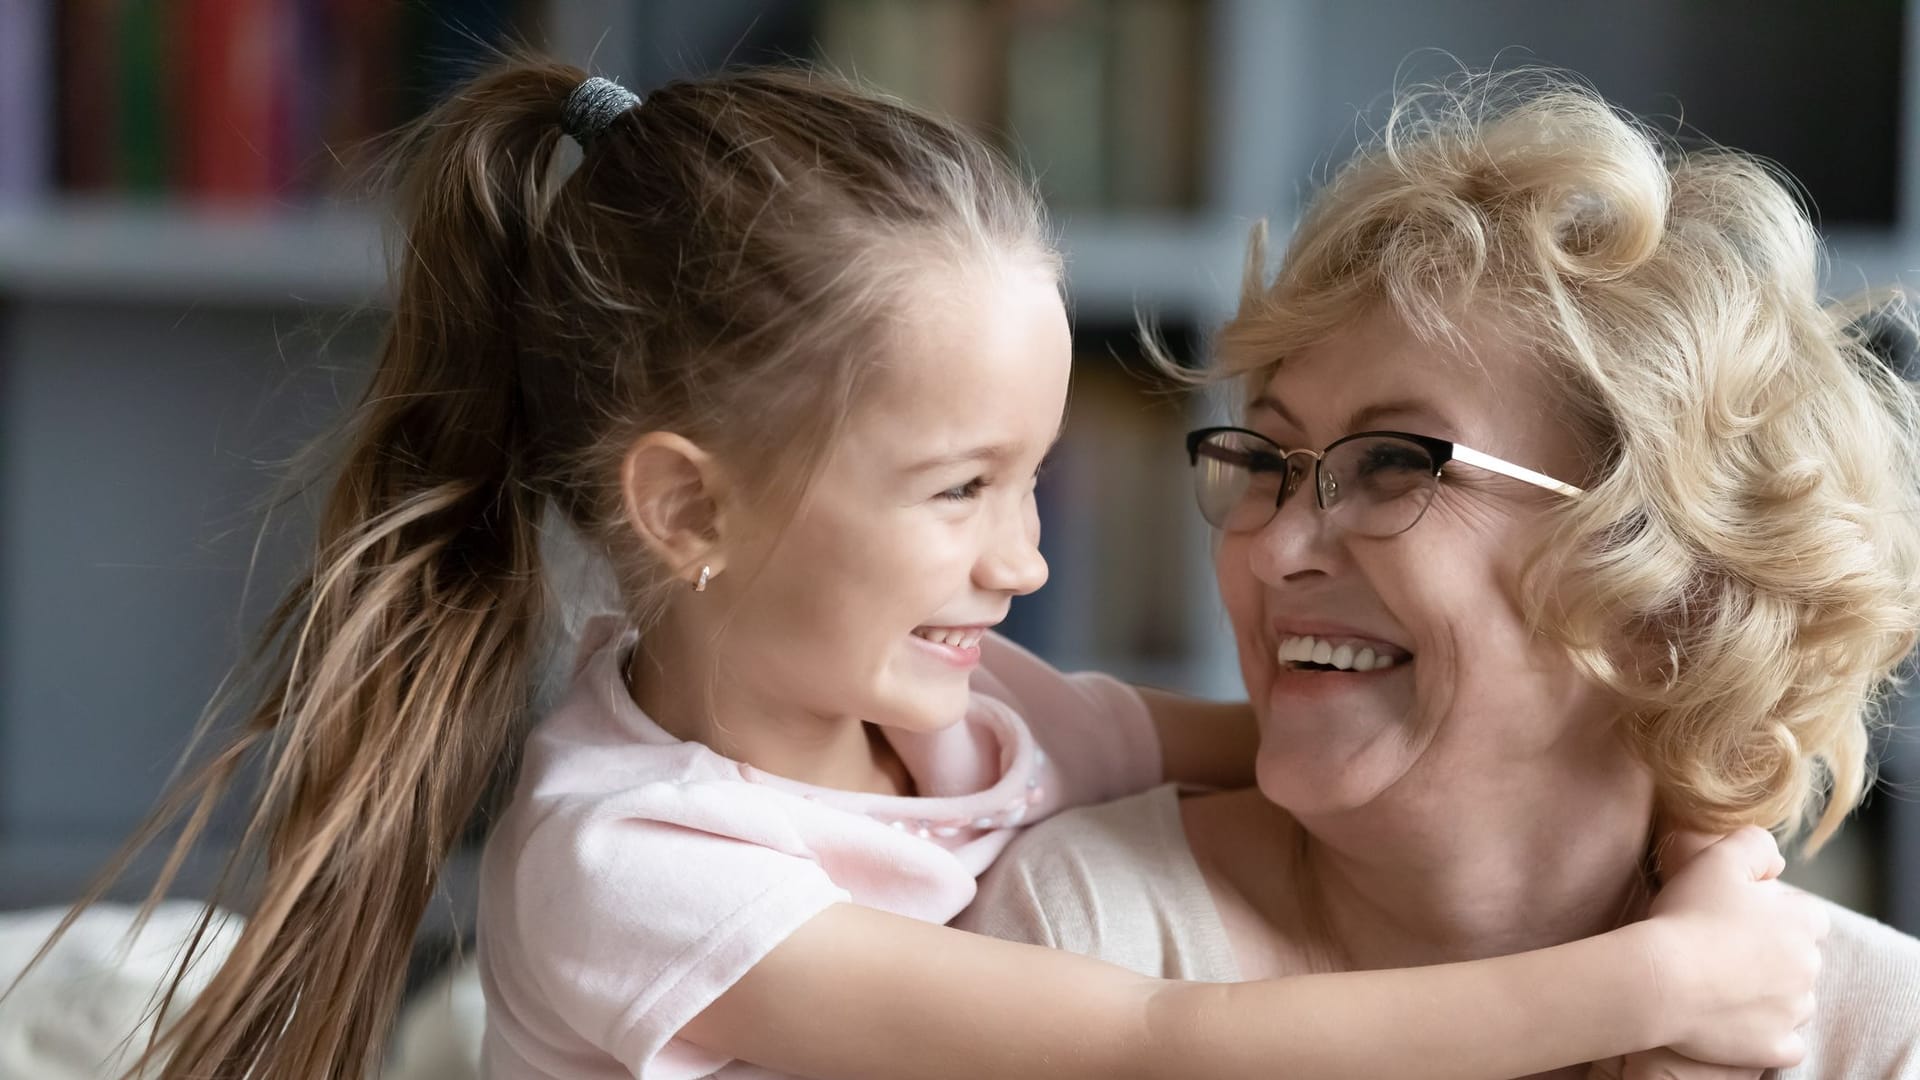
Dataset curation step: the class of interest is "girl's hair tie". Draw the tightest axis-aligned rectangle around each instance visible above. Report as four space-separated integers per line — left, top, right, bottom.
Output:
561 76 641 145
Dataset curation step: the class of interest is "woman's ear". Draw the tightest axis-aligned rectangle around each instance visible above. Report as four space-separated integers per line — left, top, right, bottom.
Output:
620 432 730 587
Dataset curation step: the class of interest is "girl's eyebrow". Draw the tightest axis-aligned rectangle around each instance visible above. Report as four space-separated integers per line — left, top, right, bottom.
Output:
904 419 1067 475
904 443 1016 474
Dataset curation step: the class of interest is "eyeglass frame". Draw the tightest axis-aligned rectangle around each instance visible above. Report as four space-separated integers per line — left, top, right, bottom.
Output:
1183 425 1585 535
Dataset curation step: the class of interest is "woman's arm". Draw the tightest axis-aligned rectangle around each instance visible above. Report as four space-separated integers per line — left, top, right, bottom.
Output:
681 830 1821 1080
1134 686 1259 789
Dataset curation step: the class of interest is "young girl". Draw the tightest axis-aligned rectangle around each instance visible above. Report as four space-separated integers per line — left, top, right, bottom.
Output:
50 59 1823 1079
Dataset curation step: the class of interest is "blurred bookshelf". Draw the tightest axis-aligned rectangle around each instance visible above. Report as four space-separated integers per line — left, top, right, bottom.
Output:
0 202 1254 320
4 0 1920 933
0 0 1273 712
0 1 1268 323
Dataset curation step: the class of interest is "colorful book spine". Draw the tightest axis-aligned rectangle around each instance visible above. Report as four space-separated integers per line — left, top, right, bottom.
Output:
0 0 53 203
182 0 275 200
1108 0 1203 210
58 0 120 193
118 0 170 195
321 0 401 195
1005 2 1111 210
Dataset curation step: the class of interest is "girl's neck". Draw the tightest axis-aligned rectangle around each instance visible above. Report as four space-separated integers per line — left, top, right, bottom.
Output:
626 629 915 797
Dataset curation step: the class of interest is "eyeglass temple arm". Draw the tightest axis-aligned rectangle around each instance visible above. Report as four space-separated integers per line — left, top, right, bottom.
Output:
1447 444 1585 497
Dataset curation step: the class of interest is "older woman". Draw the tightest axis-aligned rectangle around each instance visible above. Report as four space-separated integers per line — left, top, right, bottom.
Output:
959 77 1920 1077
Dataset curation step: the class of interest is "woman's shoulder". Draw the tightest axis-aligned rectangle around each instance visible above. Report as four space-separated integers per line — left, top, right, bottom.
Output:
1789 895 1920 1078
1815 894 1920 976
954 784 1239 981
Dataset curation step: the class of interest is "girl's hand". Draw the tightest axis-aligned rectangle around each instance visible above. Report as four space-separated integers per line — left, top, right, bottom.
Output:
1590 1049 1763 1080
1582 1045 1758 1076
1615 1048 1763 1080
1643 826 1826 1069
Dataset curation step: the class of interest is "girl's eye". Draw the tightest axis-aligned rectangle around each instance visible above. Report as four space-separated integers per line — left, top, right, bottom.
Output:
938 477 989 501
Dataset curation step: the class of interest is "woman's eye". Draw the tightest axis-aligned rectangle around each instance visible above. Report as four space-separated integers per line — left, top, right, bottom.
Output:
938 477 989 502
1356 445 1430 476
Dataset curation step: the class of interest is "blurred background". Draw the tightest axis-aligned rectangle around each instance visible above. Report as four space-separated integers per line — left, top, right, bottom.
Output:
0 0 1917 1029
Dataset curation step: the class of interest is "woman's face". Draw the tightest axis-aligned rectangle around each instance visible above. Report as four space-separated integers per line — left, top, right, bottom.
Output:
1216 310 1623 821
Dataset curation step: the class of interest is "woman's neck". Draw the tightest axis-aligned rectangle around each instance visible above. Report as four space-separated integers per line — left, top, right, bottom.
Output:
1298 777 1655 970
1205 744 1656 973
626 626 914 796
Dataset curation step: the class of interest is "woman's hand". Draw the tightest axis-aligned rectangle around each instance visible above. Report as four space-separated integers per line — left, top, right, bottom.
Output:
1642 826 1827 1070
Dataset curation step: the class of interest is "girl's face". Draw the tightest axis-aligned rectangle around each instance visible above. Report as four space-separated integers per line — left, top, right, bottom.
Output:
719 259 1071 733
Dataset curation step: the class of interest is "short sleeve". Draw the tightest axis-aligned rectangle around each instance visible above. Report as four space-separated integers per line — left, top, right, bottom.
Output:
512 780 851 1079
972 633 1160 808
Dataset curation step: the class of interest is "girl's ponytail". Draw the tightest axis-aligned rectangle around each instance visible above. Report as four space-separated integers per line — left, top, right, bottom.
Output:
31 58 591 1078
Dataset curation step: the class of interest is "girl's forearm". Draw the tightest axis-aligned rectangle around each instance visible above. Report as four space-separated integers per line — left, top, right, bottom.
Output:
691 904 1672 1080
1136 687 1259 789
1152 922 1666 1078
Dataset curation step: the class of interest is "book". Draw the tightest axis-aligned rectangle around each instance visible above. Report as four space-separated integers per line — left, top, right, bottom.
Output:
58 0 120 193
1108 0 1204 209
0 0 53 203
182 0 277 200
1005 0 1110 209
118 0 171 195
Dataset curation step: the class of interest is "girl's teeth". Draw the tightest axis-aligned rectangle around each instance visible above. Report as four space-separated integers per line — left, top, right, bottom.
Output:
916 627 983 649
1311 640 1333 665
1331 644 1354 669
1355 647 1377 672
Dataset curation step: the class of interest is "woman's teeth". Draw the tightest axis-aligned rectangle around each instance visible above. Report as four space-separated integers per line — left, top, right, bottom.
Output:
914 626 986 650
1275 634 1404 672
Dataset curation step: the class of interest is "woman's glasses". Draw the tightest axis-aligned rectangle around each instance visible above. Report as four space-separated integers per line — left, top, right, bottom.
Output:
1185 426 1583 537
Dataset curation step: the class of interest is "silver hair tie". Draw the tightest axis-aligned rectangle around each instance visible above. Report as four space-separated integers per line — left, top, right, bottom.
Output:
561 76 641 145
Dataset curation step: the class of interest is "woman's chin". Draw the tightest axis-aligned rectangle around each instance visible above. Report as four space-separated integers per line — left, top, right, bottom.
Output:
1253 740 1404 820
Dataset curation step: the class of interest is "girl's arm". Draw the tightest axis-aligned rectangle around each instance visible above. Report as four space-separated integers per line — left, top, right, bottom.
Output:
1135 686 1259 789
681 828 1823 1080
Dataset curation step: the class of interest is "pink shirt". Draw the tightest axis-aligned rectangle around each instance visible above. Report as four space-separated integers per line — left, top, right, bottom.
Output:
477 618 1159 1079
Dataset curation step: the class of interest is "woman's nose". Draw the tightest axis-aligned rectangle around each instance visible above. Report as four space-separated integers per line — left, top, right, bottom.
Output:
1246 480 1337 585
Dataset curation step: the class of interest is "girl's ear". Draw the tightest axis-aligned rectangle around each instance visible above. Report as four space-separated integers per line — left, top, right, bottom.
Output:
620 432 731 586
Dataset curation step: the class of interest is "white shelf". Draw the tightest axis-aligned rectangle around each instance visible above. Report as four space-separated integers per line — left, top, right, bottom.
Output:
0 201 1265 324
1056 212 1256 324
0 201 390 308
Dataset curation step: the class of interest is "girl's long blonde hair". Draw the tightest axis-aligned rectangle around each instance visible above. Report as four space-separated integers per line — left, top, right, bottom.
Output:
16 56 1051 1078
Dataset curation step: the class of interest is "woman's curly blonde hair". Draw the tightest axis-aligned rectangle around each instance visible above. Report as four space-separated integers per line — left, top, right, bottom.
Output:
1209 71 1920 851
